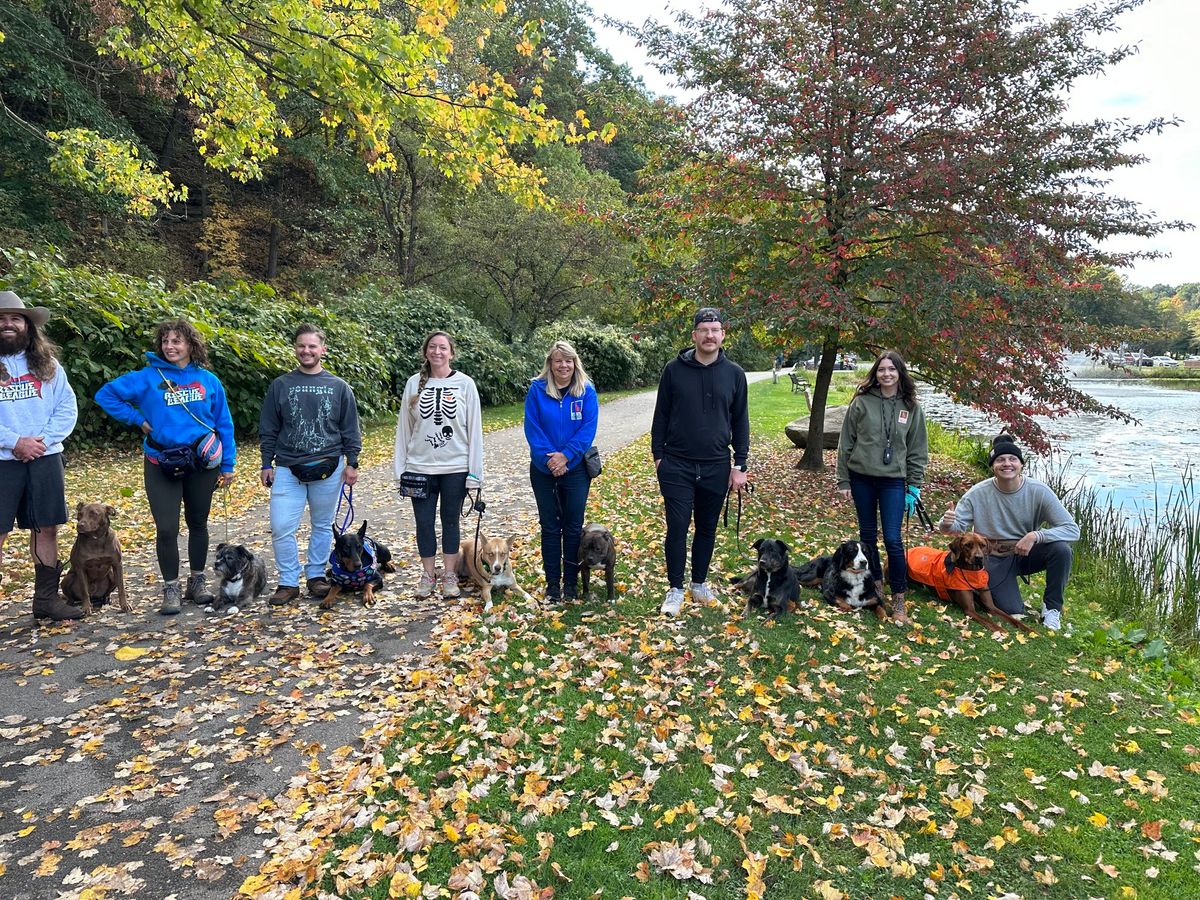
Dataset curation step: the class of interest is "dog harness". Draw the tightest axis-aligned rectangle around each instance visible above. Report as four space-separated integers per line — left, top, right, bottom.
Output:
906 546 989 601
329 537 379 589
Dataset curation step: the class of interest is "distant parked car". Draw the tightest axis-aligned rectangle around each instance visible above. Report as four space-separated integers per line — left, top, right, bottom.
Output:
1151 356 1179 367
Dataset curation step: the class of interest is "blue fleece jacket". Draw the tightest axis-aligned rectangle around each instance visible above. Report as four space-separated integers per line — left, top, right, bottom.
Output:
523 379 598 475
95 352 237 472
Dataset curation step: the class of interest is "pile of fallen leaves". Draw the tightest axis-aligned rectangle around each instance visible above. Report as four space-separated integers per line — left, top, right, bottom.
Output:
243 436 1200 899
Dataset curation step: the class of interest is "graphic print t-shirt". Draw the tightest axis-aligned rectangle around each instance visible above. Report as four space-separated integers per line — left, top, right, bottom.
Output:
393 371 483 480
0 351 78 460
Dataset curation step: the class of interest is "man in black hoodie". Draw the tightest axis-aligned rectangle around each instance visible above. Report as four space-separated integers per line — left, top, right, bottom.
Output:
651 307 750 616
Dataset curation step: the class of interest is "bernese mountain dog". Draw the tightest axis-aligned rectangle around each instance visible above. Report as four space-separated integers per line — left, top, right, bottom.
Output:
819 540 885 619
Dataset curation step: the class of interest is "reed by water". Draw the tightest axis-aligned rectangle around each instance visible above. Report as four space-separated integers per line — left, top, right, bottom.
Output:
1044 461 1200 647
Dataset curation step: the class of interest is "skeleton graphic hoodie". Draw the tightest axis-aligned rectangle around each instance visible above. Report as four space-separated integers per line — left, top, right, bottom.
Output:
394 370 484 486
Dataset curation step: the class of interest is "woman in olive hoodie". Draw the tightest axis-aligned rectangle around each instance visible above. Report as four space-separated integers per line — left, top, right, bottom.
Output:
835 350 928 624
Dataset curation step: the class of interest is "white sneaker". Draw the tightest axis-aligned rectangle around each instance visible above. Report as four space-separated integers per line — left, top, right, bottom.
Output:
1041 608 1062 631
415 572 436 599
689 582 716 603
441 571 461 599
661 587 685 616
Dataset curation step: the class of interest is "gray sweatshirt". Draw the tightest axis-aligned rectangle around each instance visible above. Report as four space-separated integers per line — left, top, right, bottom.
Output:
951 476 1080 544
259 369 361 468
0 352 77 460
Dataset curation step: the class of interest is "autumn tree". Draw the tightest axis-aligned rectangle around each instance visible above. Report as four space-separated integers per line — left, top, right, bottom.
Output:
636 0 1186 467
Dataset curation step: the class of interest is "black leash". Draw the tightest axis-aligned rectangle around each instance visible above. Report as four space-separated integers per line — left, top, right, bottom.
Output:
722 481 756 561
461 487 486 571
905 496 936 533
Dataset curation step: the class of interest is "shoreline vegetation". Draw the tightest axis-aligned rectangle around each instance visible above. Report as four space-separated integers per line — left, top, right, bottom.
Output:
245 376 1200 899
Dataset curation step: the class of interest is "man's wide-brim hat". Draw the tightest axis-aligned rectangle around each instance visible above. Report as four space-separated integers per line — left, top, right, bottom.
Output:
0 290 49 327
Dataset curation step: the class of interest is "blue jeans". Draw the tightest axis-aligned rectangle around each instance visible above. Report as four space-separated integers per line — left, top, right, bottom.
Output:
530 463 591 597
849 471 907 593
410 472 468 559
269 460 345 587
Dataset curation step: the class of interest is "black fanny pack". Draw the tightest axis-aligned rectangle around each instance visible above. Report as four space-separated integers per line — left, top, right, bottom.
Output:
156 444 198 481
398 471 430 499
289 457 340 483
583 445 603 479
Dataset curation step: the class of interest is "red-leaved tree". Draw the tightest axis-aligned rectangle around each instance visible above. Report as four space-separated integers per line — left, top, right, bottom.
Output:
634 0 1187 467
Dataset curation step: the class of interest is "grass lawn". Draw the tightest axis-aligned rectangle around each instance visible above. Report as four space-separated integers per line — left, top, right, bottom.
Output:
247 391 1200 899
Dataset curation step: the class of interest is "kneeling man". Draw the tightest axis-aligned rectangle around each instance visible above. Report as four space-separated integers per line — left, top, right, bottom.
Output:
940 434 1078 631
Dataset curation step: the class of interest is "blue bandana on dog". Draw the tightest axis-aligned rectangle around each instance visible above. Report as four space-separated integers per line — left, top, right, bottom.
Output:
329 536 378 589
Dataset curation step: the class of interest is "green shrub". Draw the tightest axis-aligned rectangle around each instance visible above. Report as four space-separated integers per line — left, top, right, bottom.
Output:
533 319 642 391
0 252 542 445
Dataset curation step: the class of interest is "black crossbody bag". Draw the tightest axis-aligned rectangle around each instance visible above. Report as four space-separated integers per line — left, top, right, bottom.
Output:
398 471 431 499
583 445 603 479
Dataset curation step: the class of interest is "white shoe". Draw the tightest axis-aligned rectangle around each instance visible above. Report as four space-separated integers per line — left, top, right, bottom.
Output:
689 582 716 603
1041 608 1062 631
441 571 461 599
661 587 685 616
415 572 436 599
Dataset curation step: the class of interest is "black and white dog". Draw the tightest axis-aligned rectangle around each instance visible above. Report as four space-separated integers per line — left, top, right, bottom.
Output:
210 542 268 613
731 538 800 619
818 540 884 618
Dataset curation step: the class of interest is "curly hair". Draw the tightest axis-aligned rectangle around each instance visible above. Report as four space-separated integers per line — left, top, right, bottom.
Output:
153 319 210 367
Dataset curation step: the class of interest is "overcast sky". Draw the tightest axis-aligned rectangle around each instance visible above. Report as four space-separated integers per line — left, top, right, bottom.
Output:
591 0 1198 288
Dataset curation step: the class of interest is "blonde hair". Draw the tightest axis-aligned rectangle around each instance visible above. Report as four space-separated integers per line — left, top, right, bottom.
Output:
536 340 591 400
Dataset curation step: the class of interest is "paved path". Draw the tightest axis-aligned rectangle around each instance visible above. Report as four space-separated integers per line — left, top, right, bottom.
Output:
0 374 769 898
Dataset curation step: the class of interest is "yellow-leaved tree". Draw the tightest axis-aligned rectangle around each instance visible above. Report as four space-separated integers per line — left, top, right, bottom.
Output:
36 0 613 214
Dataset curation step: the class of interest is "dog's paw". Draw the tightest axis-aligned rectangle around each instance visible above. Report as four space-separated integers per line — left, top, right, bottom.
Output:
319 598 334 611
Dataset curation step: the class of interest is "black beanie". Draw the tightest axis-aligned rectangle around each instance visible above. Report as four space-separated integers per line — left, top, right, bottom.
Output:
988 434 1025 466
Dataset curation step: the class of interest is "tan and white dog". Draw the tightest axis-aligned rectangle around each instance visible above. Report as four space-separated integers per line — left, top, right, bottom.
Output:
456 533 532 612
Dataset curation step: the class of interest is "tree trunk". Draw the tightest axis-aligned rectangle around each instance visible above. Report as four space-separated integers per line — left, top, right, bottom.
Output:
401 148 419 286
797 328 840 471
159 96 187 171
266 221 280 280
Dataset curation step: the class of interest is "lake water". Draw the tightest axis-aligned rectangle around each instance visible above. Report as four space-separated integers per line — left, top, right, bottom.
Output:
919 370 1200 515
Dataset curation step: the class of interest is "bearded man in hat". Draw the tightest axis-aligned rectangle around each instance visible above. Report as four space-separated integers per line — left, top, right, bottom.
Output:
939 433 1079 631
0 290 81 620
651 307 750 617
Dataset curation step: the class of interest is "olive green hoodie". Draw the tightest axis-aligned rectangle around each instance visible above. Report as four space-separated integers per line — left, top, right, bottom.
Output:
835 388 928 489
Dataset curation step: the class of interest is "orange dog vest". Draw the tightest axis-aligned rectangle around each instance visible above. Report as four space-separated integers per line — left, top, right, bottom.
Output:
906 546 989 601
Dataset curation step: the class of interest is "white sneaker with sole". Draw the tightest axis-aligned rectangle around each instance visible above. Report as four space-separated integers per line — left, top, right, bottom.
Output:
415 571 436 599
661 587 685 616
441 571 461 598
1041 607 1062 631
689 582 716 604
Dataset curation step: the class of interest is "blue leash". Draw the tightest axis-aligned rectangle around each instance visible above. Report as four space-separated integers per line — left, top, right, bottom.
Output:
335 484 355 535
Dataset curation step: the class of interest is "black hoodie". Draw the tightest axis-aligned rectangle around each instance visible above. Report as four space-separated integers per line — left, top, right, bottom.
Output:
651 348 749 466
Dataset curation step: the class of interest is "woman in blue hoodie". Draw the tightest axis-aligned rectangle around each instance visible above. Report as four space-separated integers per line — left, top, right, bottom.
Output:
96 319 236 615
524 340 599 603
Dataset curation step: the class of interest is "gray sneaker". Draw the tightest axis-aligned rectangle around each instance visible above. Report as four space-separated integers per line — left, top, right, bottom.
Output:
159 581 182 616
689 582 716 604
1041 608 1062 632
661 587 685 616
441 571 461 599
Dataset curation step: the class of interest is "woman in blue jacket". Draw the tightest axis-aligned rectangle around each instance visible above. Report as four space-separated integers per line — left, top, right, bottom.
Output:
524 340 598 603
96 319 236 615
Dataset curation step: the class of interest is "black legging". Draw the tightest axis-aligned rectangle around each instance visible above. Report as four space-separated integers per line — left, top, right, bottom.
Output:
144 459 220 581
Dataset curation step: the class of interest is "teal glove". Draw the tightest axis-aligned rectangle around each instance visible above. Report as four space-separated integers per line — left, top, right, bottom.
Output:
904 485 921 515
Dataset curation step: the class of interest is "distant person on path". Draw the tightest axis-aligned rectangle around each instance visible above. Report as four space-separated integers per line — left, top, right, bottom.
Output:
394 331 483 600
836 350 928 625
259 324 361 607
940 433 1079 631
651 307 750 617
524 340 598 603
96 318 236 615
0 291 80 620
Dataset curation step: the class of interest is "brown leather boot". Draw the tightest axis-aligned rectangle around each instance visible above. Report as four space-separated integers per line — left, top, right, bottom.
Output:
890 591 910 625
32 563 84 621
